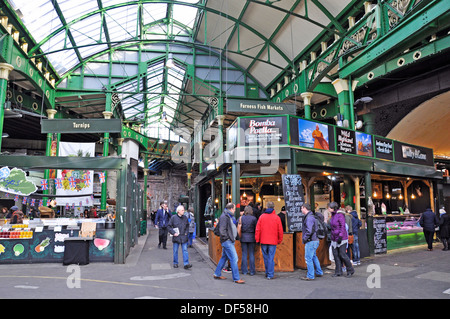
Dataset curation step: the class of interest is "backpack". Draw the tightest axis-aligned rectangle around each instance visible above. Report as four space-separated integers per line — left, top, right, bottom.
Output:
213 219 221 236
313 212 327 239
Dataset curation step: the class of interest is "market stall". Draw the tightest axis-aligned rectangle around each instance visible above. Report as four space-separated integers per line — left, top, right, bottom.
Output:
0 218 115 264
198 113 442 263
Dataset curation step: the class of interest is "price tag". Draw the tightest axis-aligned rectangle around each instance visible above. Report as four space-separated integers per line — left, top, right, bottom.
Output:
35 226 43 232
54 226 62 232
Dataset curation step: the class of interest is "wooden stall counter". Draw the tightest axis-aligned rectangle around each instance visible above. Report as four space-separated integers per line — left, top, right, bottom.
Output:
208 229 294 272
295 232 330 269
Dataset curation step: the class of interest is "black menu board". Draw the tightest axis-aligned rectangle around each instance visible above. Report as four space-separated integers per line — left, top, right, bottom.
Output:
373 218 387 254
281 174 305 232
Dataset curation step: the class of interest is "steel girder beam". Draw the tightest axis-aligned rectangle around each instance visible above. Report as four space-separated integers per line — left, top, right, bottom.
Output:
270 0 450 102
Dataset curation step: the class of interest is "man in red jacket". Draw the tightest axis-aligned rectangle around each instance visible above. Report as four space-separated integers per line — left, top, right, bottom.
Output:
255 201 283 279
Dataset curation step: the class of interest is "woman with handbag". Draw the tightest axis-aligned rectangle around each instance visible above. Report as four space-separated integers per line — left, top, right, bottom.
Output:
240 205 258 275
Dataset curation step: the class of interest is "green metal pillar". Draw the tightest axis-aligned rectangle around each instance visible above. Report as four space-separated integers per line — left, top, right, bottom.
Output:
43 109 58 201
362 112 376 135
231 162 240 219
300 92 313 119
0 63 13 151
115 161 128 264
100 95 113 211
365 172 374 255
332 79 356 130
343 176 355 208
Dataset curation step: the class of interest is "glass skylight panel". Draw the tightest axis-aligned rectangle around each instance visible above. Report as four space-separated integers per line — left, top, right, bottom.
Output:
173 4 198 29
142 3 167 25
50 49 79 74
104 5 138 43
10 0 62 43
58 0 99 24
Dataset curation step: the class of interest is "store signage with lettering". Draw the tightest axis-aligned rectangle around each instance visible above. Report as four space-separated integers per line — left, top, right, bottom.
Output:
394 141 434 166
227 99 296 115
240 117 287 146
336 128 356 154
374 137 393 161
41 119 122 134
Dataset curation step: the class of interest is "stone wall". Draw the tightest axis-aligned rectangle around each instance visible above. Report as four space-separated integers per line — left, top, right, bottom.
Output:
145 169 188 213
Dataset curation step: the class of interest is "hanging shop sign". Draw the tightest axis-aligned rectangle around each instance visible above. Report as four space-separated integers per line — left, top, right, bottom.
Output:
41 119 122 134
393 141 434 166
227 99 296 115
240 116 288 147
0 167 37 195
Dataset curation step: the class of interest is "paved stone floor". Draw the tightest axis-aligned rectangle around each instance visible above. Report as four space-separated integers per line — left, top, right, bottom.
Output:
0 227 449 306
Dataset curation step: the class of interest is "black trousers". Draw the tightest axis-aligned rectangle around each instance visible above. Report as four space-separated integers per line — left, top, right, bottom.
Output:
332 243 354 275
423 230 435 250
159 227 168 247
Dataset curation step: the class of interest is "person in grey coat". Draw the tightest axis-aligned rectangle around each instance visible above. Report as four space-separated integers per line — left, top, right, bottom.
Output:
168 205 192 269
419 207 439 251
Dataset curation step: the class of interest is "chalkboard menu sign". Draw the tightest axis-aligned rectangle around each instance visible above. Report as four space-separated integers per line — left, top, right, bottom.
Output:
281 174 305 232
373 218 387 254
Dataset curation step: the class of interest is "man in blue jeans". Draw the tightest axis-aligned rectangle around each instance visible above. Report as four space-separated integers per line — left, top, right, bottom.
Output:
213 202 245 284
167 205 192 269
301 203 324 281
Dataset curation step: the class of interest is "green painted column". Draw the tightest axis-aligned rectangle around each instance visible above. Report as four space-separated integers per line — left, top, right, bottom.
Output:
300 92 313 119
43 109 58 201
365 172 374 255
143 153 149 213
231 162 240 219
362 112 376 135
0 63 14 151
332 79 357 130
100 110 113 212
115 161 128 264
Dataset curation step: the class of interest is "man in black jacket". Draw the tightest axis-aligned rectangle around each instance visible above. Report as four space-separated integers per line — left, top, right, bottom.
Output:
168 205 192 269
212 202 245 284
419 207 439 251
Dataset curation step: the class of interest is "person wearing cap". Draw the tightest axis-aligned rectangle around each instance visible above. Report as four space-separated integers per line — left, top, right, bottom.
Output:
6 205 19 218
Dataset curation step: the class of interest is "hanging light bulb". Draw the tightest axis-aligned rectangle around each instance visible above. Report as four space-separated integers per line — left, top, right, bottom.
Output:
399 194 403 200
